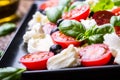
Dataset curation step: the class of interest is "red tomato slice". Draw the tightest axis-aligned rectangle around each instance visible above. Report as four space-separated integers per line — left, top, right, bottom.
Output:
92 11 114 25
51 31 81 48
62 5 90 21
39 0 59 10
42 23 57 34
79 44 112 66
114 26 120 36
20 51 54 70
112 7 120 16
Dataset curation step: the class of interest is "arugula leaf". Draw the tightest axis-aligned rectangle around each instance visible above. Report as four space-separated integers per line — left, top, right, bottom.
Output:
46 6 63 23
110 16 120 27
59 20 86 38
90 0 114 12
0 67 26 80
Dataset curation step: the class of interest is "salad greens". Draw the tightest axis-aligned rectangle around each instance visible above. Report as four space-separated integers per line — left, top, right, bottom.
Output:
58 20 85 38
0 50 4 58
59 20 114 44
46 0 73 23
90 0 114 12
68 1 87 11
46 6 63 23
110 16 120 27
59 0 73 9
112 0 120 6
0 67 26 80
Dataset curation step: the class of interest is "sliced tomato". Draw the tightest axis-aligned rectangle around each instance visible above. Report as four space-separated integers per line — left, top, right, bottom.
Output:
79 44 112 66
114 26 120 36
112 7 120 16
42 23 57 34
51 31 81 48
39 0 59 10
92 11 114 25
62 5 90 21
20 51 54 70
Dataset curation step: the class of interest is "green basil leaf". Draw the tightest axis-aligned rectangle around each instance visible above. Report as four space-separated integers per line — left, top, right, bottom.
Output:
84 24 114 44
59 0 73 8
0 50 4 57
112 0 120 6
0 67 26 80
90 24 114 35
0 23 16 36
46 6 63 23
91 0 114 12
110 16 120 27
68 1 87 11
76 33 86 41
58 0 74 12
59 20 86 38
87 34 104 44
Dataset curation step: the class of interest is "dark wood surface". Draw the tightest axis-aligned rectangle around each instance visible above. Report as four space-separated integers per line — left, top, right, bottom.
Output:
0 0 34 51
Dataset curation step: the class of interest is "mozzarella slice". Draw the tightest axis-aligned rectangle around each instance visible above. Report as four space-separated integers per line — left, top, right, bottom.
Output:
47 45 80 70
27 34 54 53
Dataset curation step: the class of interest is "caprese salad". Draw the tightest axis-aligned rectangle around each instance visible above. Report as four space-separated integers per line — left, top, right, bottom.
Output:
20 0 120 70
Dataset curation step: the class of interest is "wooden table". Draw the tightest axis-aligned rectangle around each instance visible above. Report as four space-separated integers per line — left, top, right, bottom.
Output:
0 0 34 51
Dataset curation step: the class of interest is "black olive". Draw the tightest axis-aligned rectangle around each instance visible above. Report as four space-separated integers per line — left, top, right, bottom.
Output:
50 44 63 55
50 27 59 35
89 11 94 18
56 19 64 27
38 9 46 15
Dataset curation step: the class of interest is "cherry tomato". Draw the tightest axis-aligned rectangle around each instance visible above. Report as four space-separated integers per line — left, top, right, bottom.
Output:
79 44 112 66
114 26 120 36
39 0 59 10
62 5 90 21
20 51 54 70
42 23 57 34
112 7 120 16
51 31 81 48
92 11 114 25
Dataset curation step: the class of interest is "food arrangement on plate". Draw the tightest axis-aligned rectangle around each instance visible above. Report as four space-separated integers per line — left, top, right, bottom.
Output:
20 0 120 70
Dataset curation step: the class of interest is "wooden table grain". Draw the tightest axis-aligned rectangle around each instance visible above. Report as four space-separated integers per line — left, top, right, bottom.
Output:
0 0 34 51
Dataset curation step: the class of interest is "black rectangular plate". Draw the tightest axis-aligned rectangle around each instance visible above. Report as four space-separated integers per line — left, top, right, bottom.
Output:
0 2 120 80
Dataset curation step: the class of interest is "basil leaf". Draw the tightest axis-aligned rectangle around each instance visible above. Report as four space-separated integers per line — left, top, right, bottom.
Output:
59 20 85 38
76 33 86 41
0 67 26 80
110 16 120 27
85 24 114 44
59 0 73 8
77 24 114 44
90 24 114 35
0 50 4 57
68 1 87 11
112 0 120 6
91 0 114 12
46 6 63 23
0 23 16 36
87 34 104 44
